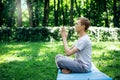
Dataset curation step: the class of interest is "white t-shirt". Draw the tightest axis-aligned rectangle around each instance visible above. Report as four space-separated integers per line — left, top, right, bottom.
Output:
74 34 92 71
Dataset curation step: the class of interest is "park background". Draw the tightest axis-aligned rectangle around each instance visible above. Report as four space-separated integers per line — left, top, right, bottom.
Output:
0 0 120 80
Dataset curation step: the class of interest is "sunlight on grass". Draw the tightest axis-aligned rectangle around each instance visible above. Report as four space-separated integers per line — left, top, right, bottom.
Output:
4 44 27 49
106 44 120 50
0 54 27 64
7 48 31 54
91 42 120 79
0 44 31 64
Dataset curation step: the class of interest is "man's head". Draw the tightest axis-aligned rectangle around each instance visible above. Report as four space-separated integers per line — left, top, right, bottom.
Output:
75 17 90 33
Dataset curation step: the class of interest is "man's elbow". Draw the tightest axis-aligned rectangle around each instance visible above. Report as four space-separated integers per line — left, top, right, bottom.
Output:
66 50 72 56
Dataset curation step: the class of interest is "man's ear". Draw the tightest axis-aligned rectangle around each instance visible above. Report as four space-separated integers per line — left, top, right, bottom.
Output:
82 25 85 30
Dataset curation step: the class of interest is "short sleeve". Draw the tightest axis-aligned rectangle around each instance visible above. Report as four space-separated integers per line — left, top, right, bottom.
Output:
74 39 87 51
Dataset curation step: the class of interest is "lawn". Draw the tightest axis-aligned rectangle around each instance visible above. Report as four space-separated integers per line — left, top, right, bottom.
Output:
0 41 120 80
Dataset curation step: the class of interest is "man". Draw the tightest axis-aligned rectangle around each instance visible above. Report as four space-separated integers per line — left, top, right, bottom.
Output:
55 17 92 74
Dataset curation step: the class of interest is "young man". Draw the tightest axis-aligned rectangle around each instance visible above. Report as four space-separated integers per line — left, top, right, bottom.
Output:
55 17 92 74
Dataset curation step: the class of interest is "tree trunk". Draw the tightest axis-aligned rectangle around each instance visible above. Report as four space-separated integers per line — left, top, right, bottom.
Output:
61 0 65 26
10 1 17 27
64 1 69 26
113 0 117 27
43 0 50 27
75 0 80 17
0 1 3 27
17 0 22 27
104 0 109 27
54 0 58 26
57 0 60 26
118 4 120 28
70 0 74 26
35 0 39 27
26 0 33 27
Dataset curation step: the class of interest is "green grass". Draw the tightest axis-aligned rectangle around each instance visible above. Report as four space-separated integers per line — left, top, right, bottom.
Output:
0 41 120 80
92 42 120 80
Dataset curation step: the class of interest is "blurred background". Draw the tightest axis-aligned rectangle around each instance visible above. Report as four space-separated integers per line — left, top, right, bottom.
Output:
0 0 120 42
0 0 120 80
0 0 120 27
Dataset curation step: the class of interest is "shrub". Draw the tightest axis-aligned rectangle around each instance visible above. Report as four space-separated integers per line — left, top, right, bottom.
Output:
51 28 61 41
0 27 120 42
68 27 75 40
117 30 120 41
14 27 50 42
0 27 12 42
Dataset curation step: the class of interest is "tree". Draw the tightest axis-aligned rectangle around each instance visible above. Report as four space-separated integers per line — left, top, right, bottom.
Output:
26 0 33 27
57 0 60 26
104 0 109 27
0 0 120 27
17 0 22 27
54 0 58 26
61 0 65 26
70 0 74 26
43 0 50 27
75 0 81 17
113 0 120 27
64 0 70 26
0 0 16 27
34 0 39 27
0 1 4 27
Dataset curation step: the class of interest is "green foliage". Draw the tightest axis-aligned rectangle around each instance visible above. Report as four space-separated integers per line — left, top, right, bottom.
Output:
0 0 16 27
51 28 61 41
100 30 112 41
0 27 12 42
0 0 120 27
68 27 74 40
88 28 120 42
14 27 50 42
0 27 120 42
117 30 120 41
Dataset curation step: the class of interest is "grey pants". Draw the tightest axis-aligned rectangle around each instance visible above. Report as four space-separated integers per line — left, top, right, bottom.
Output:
55 54 87 73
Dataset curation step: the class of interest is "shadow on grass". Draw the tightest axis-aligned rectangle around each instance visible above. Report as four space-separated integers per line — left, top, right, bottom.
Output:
0 52 58 80
0 42 63 80
93 50 120 80
0 60 58 80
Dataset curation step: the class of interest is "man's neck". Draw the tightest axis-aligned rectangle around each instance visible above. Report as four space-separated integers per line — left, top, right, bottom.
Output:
78 30 86 37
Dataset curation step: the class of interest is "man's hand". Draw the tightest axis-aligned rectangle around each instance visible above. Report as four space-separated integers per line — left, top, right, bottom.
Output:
60 27 78 56
60 27 68 39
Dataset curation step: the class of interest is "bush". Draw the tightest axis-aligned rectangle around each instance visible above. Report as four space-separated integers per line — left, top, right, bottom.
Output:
51 28 61 41
0 27 12 42
118 30 120 41
14 27 50 42
68 27 75 40
0 27 120 42
100 30 111 41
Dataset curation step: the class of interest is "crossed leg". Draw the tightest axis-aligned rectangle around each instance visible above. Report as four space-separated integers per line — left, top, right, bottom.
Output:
55 54 85 73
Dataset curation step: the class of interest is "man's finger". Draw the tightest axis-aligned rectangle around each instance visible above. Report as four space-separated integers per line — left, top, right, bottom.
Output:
61 27 65 31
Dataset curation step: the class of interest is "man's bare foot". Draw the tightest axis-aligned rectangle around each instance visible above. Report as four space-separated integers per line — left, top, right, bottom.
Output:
62 69 71 74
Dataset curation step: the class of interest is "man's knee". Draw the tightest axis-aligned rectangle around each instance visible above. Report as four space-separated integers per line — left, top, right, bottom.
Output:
55 54 64 62
55 54 63 60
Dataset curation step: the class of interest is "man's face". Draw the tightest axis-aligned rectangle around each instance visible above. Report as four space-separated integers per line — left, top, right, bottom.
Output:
75 20 84 33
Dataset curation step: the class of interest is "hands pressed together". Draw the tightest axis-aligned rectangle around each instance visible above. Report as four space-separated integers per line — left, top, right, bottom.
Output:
60 27 68 39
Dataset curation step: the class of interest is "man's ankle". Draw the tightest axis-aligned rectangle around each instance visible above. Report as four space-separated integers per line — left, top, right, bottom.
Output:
62 69 71 74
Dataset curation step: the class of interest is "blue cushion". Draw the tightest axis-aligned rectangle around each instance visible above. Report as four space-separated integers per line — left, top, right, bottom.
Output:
57 63 112 80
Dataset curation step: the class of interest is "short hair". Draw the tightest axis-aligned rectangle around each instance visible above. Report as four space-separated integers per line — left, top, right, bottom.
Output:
77 17 90 31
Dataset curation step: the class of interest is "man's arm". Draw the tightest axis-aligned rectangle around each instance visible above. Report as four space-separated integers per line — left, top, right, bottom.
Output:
70 45 75 50
62 37 78 56
60 27 79 56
